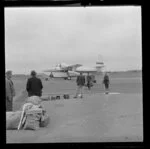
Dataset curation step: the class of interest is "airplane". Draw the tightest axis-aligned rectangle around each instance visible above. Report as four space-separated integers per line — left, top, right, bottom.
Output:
42 55 105 81
43 63 82 80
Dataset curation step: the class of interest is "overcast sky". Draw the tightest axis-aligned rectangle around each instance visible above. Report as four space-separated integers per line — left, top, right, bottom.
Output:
5 6 142 74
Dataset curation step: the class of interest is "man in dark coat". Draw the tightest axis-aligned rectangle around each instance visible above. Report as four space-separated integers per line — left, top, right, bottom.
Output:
6 70 16 111
103 72 110 94
86 73 92 90
26 70 43 97
74 72 85 98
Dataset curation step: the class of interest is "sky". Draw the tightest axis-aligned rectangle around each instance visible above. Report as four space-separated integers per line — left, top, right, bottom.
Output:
5 6 142 74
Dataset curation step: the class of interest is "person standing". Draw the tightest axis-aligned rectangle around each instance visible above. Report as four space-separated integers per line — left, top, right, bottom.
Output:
74 72 85 98
26 70 43 97
5 70 15 111
103 72 110 94
86 73 92 90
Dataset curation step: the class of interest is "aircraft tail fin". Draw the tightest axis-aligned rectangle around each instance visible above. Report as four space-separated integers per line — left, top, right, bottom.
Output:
96 55 105 72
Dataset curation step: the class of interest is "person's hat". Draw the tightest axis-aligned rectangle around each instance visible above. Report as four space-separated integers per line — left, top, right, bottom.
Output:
6 70 12 75
31 70 36 76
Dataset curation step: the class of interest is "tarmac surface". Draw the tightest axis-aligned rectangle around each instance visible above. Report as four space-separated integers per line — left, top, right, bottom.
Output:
6 72 143 143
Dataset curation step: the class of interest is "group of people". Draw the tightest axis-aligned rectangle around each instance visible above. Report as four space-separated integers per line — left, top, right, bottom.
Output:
6 70 43 112
5 70 110 111
74 72 110 98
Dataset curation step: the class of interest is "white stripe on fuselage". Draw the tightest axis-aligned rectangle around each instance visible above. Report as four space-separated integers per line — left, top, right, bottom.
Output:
52 72 68 78
52 71 78 78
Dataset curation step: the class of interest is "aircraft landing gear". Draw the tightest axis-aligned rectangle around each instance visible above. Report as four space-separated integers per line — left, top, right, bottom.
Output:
93 80 96 83
45 78 48 81
50 73 54 78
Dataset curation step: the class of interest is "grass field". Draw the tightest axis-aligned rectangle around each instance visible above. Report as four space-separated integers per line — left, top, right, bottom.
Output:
6 71 143 143
12 71 142 95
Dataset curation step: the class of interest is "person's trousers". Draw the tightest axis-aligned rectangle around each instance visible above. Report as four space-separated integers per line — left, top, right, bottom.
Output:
87 82 92 90
6 97 13 111
104 83 109 90
75 85 84 96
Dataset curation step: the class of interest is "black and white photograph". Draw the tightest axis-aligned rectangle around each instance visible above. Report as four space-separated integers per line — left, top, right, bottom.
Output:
5 6 142 143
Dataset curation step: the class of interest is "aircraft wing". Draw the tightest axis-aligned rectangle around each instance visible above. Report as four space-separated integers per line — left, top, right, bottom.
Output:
67 64 82 71
75 67 100 73
43 64 82 72
43 68 64 72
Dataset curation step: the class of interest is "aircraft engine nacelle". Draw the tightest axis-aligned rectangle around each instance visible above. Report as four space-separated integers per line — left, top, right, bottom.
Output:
59 63 69 69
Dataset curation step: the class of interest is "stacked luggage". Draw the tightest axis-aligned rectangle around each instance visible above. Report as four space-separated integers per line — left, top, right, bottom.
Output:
6 96 49 130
